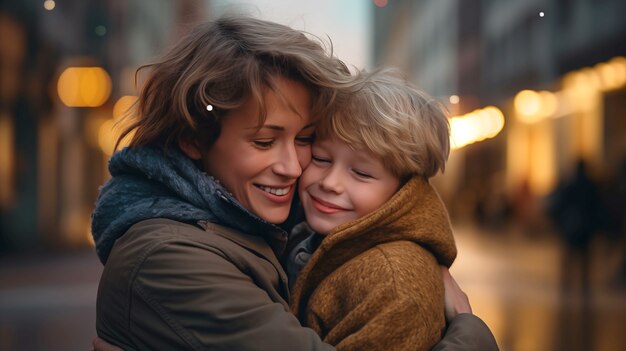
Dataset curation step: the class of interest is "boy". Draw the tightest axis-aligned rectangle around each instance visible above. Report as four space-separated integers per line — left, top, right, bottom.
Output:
288 68 457 351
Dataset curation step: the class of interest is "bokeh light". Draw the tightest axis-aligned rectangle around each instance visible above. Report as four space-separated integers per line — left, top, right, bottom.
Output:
374 0 388 8
450 106 505 150
514 90 558 123
43 0 55 11
57 67 111 107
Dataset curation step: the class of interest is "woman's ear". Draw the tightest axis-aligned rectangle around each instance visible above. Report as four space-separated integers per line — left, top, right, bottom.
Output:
179 140 202 160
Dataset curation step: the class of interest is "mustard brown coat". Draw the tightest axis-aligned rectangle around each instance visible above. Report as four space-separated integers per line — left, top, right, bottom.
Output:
290 176 457 351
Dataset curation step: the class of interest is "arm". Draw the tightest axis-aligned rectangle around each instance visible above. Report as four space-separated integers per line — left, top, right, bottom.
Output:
440 266 472 320
116 241 335 350
432 267 499 350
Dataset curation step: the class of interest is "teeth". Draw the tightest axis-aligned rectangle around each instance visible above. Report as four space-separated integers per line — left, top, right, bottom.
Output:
259 185 290 196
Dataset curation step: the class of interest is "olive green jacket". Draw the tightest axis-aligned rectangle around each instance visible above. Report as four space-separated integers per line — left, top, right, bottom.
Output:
97 218 331 350
97 217 498 350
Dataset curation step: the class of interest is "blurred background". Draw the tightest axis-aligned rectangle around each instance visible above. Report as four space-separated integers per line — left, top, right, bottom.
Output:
1 0 625 350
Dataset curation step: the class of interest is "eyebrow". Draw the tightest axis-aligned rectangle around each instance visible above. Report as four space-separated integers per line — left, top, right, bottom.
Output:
246 123 315 131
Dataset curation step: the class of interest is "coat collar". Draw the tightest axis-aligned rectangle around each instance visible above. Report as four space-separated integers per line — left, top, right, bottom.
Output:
290 175 457 316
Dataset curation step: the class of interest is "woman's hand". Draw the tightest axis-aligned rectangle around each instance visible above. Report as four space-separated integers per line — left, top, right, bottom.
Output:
440 266 472 321
92 337 123 351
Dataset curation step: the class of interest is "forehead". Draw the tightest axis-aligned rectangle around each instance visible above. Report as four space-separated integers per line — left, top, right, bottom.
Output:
264 77 312 120
225 77 313 129
315 138 382 164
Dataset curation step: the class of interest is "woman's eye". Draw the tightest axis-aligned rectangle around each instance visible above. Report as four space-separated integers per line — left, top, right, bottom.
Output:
312 155 330 164
296 134 315 146
253 140 274 149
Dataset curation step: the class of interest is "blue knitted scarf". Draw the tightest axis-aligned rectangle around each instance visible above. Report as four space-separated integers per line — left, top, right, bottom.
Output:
91 147 290 264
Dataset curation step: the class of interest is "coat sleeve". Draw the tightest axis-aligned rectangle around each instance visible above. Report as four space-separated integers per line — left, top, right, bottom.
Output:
432 314 499 351
128 241 335 351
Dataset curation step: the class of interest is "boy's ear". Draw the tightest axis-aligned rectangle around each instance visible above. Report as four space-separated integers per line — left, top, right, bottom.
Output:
179 140 202 160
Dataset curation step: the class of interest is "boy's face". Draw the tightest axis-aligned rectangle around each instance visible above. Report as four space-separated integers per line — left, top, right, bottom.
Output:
299 138 401 235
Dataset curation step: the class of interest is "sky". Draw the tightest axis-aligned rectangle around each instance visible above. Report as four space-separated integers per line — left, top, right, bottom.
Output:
210 0 373 70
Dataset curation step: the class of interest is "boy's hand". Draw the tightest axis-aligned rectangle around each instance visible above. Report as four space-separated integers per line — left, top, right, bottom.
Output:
440 266 472 321
92 337 123 351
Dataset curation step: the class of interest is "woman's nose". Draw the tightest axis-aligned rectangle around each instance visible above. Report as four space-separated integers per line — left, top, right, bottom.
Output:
273 144 303 178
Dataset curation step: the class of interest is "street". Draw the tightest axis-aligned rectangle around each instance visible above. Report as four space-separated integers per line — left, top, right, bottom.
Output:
1 223 625 351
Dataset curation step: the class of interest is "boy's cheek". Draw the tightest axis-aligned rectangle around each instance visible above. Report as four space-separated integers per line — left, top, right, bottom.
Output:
297 148 312 170
299 165 322 193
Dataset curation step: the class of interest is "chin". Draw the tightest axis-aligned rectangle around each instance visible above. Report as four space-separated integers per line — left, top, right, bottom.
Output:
259 211 290 225
306 218 332 236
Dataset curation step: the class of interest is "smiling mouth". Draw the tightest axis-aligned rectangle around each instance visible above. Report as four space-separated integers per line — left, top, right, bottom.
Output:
256 184 291 196
310 195 348 211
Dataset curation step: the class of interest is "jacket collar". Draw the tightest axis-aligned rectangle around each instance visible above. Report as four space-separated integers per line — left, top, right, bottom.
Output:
198 221 285 273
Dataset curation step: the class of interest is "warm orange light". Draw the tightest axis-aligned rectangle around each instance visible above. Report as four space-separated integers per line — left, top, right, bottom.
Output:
57 67 111 107
113 95 138 120
0 114 15 208
98 119 116 156
564 56 626 93
482 106 505 138
539 91 558 117
514 90 542 123
97 95 140 155
450 106 505 150
98 118 136 156
514 90 558 123
608 56 626 89
595 63 619 90
529 123 556 196
563 71 597 112
581 68 602 90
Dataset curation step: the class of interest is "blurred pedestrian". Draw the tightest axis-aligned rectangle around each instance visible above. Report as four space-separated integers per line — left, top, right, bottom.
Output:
547 159 604 351
547 159 604 295
605 158 626 288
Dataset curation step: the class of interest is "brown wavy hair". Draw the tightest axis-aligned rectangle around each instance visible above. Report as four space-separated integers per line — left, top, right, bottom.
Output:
116 15 351 151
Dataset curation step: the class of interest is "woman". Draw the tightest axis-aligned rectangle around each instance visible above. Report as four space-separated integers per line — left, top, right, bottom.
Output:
92 15 497 350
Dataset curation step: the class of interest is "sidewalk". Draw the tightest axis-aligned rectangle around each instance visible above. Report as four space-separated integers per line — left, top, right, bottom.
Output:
451 222 626 351
0 223 624 351
0 249 102 351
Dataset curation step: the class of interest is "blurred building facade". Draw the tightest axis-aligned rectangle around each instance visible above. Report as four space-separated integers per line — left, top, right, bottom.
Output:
0 0 211 253
2 0 626 253
373 0 626 229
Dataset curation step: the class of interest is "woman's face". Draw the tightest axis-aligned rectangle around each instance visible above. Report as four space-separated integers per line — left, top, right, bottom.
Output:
187 77 314 224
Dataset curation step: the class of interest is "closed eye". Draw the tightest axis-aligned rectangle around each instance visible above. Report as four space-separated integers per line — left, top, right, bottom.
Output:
253 140 274 149
296 134 315 146
311 155 331 164
353 169 373 179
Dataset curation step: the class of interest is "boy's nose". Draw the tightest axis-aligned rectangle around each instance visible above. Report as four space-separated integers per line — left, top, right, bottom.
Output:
319 167 344 193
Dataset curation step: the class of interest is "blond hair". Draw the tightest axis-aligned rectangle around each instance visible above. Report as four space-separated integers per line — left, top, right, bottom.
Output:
117 15 350 151
316 68 450 179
